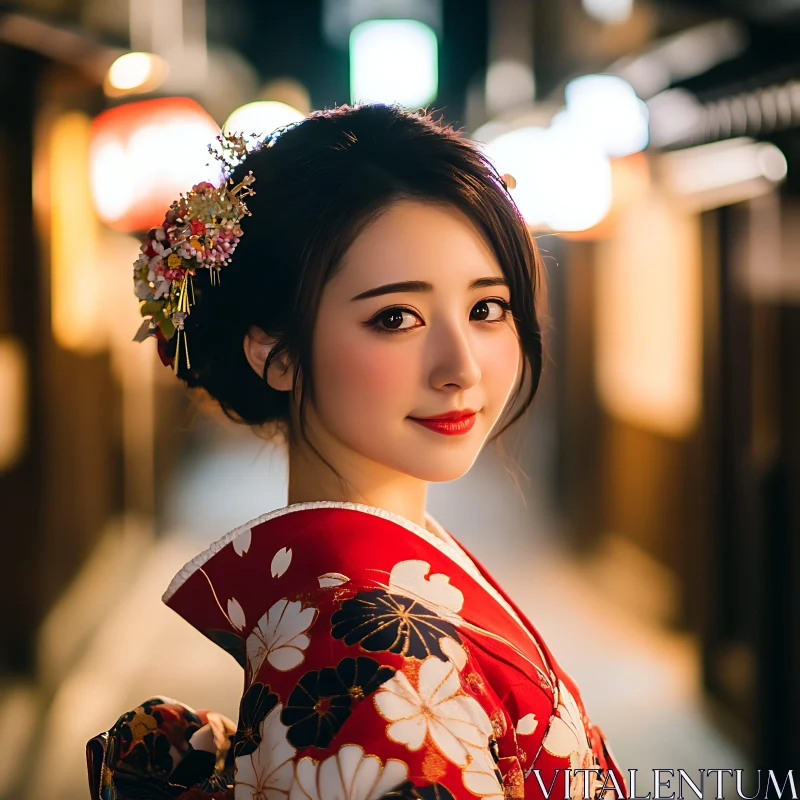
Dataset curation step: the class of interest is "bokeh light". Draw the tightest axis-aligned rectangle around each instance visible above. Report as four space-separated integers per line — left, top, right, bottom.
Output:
349 19 438 108
223 100 305 147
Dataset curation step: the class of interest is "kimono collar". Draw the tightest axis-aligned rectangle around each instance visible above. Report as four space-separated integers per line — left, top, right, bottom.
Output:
161 499 559 699
162 500 476 604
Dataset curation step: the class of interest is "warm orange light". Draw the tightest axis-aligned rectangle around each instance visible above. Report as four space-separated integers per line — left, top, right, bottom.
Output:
104 52 168 97
594 185 702 437
561 152 651 241
89 98 221 233
0 336 27 471
50 111 104 354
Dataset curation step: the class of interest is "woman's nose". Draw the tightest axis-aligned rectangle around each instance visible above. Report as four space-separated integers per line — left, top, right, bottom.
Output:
427 320 482 391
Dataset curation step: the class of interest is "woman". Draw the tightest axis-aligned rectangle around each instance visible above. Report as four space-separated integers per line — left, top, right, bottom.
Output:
88 104 627 800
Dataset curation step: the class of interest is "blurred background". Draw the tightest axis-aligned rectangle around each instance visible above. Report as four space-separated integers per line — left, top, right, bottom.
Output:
1 0 799 797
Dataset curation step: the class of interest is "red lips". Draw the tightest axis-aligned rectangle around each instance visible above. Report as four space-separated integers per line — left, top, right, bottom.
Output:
411 408 478 421
408 409 478 436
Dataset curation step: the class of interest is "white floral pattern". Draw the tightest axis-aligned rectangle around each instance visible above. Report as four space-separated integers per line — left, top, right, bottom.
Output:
542 679 592 760
246 599 318 676
235 702 295 799
516 712 538 736
439 636 468 671
233 529 252 556
388 560 464 616
289 745 408 800
374 655 493 767
228 597 246 631
317 572 350 588
271 547 292 578
462 744 504 799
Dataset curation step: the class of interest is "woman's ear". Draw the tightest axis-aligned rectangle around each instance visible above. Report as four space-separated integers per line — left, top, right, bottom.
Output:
243 326 294 392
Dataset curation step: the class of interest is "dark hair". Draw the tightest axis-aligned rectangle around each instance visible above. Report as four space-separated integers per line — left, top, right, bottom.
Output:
170 104 546 450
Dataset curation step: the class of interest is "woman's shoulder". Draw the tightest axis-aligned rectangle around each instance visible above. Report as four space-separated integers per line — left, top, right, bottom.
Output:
161 502 456 663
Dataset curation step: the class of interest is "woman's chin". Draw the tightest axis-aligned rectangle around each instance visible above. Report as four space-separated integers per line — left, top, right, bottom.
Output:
401 453 481 483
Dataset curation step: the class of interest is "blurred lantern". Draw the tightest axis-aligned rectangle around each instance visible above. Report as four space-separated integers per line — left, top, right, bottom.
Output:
594 186 703 437
89 97 221 232
223 100 304 147
561 74 649 158
483 125 613 232
350 19 438 108
104 52 169 97
50 111 104 353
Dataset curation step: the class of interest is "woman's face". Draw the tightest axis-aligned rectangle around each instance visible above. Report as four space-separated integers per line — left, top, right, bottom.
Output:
302 199 522 483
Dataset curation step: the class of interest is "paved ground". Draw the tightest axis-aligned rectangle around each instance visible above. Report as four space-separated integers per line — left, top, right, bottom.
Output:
23 422 746 800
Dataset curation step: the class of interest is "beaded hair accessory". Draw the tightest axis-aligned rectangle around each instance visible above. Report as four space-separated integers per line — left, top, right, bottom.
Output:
132 133 256 373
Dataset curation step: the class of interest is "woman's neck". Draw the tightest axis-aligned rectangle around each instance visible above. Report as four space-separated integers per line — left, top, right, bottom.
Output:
286 434 429 530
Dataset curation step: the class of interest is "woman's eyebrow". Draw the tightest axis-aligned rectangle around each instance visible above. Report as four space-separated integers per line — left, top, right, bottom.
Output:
350 276 508 301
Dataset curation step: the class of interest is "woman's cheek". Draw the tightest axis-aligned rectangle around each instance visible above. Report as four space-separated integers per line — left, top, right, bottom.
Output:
317 335 415 410
353 344 415 406
482 334 521 409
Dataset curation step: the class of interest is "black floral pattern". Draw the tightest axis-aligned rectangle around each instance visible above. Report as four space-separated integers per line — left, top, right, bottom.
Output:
281 669 351 748
116 730 174 776
331 589 461 660
336 655 395 699
113 753 232 799
111 766 186 799
170 745 234 794
379 782 456 800
234 683 279 757
204 629 247 669
116 698 199 776
88 697 235 799
281 656 395 748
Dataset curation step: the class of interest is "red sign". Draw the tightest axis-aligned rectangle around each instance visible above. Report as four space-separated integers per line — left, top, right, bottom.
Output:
89 97 221 233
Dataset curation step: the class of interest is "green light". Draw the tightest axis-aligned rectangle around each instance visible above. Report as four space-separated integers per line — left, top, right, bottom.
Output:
349 19 438 108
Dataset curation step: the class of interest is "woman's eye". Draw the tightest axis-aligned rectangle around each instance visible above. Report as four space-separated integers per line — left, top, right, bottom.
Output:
372 308 420 333
471 299 510 322
368 299 510 334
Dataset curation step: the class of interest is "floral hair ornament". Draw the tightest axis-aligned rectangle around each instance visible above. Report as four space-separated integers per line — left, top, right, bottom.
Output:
132 132 257 373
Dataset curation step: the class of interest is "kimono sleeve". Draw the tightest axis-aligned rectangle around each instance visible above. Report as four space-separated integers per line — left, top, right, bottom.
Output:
86 696 236 799
237 578 507 799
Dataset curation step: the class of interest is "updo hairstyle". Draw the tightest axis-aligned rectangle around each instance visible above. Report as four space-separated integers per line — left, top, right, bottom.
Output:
166 103 546 443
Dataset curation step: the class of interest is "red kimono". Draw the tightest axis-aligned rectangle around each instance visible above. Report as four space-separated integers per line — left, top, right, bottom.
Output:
87 502 628 800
